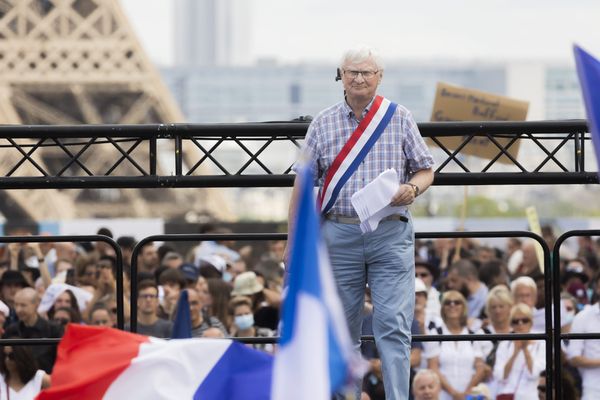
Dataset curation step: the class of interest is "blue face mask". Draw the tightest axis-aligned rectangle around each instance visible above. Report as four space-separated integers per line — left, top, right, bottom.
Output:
222 272 232 283
234 314 254 330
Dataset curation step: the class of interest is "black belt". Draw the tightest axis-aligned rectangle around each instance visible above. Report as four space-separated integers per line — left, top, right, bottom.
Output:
324 214 408 224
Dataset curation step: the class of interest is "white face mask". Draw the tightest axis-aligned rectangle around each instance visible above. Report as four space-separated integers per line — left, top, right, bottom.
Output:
562 310 575 325
234 314 254 330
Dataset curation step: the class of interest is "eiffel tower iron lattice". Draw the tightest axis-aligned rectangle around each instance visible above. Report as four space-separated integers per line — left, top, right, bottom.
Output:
0 0 230 222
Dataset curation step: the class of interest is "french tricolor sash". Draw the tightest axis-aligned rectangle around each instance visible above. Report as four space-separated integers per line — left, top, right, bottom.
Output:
318 95 397 215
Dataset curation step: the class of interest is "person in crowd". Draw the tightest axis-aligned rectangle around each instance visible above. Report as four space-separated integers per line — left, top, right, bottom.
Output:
0 341 50 399
126 280 172 338
511 276 545 332
229 296 274 353
157 268 186 320
231 271 279 330
179 263 200 288
51 307 80 327
505 238 523 277
445 259 488 320
478 259 510 289
206 278 233 332
46 289 82 322
561 258 591 292
137 242 159 274
202 327 225 338
192 226 241 266
3 288 62 373
513 241 541 279
161 252 184 270
188 288 227 337
116 236 136 273
412 369 441 400
415 259 441 319
426 290 485 399
567 271 600 400
414 278 437 339
286 45 434 400
88 304 113 327
0 271 30 327
478 285 514 398
493 303 545 400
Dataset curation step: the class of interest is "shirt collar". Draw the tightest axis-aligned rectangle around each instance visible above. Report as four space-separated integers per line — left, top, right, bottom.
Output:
342 96 377 119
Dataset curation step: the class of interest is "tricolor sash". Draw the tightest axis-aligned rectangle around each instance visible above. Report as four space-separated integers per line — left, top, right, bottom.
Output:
318 95 397 214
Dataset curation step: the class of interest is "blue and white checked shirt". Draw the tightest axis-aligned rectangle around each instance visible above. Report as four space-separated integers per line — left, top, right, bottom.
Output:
300 96 434 217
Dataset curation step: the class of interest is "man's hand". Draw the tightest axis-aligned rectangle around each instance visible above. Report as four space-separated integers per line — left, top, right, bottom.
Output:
390 184 416 207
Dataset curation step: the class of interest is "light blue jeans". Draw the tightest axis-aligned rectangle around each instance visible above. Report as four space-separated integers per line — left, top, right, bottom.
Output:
323 218 415 400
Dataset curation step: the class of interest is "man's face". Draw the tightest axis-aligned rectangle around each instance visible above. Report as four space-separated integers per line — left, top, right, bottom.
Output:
140 245 159 270
514 285 536 308
137 287 159 315
416 266 433 288
341 57 382 102
14 291 37 323
413 373 440 400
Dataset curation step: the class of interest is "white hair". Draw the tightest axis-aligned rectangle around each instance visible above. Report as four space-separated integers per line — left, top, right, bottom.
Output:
340 45 384 70
413 368 440 386
510 276 537 294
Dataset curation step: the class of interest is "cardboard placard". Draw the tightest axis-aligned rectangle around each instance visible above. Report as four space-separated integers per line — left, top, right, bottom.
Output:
430 82 529 164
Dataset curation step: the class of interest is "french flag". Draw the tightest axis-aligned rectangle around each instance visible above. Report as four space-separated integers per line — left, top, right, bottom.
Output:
574 45 600 179
272 162 365 399
36 324 273 400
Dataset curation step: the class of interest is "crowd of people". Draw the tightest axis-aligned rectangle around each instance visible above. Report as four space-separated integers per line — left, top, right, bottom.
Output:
0 223 598 399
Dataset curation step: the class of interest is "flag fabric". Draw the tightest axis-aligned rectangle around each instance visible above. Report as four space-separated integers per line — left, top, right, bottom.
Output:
36 324 273 400
272 162 364 400
171 289 192 339
574 45 600 177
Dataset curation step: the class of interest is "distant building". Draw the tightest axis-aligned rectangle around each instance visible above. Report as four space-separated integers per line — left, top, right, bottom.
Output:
175 0 252 66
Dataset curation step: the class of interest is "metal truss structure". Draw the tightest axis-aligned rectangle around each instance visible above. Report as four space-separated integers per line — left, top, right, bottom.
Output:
0 0 228 220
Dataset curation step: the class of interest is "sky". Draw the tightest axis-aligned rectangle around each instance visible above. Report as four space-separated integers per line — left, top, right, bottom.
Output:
121 0 600 67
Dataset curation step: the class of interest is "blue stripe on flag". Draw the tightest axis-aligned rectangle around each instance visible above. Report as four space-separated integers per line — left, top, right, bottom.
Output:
171 290 192 339
194 341 273 400
574 45 600 177
322 102 398 214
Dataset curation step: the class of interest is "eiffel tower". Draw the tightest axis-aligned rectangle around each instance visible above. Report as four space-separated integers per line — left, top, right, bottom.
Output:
0 0 230 223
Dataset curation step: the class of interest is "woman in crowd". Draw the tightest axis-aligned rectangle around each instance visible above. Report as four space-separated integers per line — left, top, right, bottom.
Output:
477 285 514 398
426 290 485 400
0 342 50 399
47 289 82 322
206 278 233 332
229 296 274 353
493 303 546 399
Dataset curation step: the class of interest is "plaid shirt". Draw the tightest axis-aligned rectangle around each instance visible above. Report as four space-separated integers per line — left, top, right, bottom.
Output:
300 96 434 217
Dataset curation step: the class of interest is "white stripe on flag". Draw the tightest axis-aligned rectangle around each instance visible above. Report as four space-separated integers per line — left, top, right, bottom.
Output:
104 338 231 399
272 294 329 400
321 98 391 212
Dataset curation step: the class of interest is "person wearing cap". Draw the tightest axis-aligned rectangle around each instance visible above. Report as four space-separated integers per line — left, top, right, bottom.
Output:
179 263 200 288
567 272 600 400
415 259 441 319
231 271 280 330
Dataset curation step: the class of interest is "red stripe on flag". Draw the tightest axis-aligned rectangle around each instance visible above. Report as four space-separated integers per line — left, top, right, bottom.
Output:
319 95 384 208
36 324 149 400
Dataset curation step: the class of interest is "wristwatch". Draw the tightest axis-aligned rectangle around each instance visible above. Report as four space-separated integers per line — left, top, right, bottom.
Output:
407 183 420 197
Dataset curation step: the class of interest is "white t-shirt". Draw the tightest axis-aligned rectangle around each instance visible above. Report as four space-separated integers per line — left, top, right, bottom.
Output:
0 370 45 400
425 323 483 400
493 340 545 400
567 303 600 400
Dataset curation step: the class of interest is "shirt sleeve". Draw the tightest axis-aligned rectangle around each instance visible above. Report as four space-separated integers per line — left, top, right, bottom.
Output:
566 311 586 359
292 118 322 183
401 110 434 174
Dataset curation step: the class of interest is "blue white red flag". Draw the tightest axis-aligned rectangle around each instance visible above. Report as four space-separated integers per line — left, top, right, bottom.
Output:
319 95 397 214
574 45 600 179
272 162 365 400
36 324 273 400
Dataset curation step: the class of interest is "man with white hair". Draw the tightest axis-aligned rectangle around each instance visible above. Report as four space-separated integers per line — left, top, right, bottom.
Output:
288 45 434 400
412 369 441 400
511 276 546 332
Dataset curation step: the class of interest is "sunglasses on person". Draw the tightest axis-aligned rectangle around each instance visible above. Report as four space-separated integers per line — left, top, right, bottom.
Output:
511 317 531 325
443 299 462 307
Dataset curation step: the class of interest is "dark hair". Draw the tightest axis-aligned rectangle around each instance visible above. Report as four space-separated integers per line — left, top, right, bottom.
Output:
479 260 507 287
157 245 175 264
0 341 38 384
99 255 117 275
206 279 232 329
116 236 137 250
158 269 186 289
53 306 82 324
138 279 158 293
48 290 81 322
448 259 478 279
96 227 113 238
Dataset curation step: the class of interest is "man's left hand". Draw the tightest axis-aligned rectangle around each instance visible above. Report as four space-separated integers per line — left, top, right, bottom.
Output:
390 184 415 206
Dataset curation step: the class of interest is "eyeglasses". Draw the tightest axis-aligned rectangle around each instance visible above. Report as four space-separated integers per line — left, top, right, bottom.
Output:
537 385 546 393
511 317 531 325
416 272 430 278
443 299 462 307
343 70 378 80
4 352 14 360
138 294 158 300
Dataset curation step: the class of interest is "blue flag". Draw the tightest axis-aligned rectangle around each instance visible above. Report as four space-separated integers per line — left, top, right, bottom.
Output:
271 162 364 400
171 289 192 339
574 45 600 179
